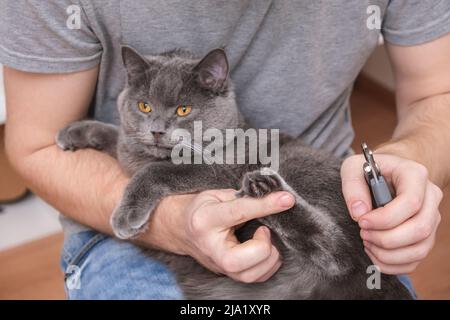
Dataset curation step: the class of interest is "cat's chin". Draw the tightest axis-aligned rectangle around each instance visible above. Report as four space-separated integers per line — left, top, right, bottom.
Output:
146 145 173 160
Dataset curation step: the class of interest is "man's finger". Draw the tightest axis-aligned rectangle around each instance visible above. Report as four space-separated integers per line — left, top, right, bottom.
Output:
363 231 436 265
340 155 373 220
358 177 428 231
216 191 295 228
360 186 440 249
207 188 241 202
230 241 281 283
254 257 282 283
364 248 420 275
219 226 274 273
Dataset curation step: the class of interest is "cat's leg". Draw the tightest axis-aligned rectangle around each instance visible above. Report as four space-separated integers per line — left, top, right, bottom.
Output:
111 163 234 239
236 168 283 198
237 167 352 276
56 120 118 158
110 164 166 239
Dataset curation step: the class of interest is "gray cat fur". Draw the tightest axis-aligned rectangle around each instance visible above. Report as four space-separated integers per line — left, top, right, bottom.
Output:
56 46 412 299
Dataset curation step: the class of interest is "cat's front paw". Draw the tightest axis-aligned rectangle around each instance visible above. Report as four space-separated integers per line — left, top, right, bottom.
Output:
237 168 283 198
110 203 154 239
56 121 108 152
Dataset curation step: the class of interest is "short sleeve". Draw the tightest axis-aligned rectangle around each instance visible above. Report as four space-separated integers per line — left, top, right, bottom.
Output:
0 0 102 73
382 0 450 46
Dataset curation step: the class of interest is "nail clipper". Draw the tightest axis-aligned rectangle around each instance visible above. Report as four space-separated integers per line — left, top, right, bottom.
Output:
361 142 393 208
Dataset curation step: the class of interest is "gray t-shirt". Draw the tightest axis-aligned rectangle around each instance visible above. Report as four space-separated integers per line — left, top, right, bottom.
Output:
1 0 450 234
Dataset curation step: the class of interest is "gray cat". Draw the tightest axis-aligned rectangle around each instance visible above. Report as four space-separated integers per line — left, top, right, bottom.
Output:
56 46 412 299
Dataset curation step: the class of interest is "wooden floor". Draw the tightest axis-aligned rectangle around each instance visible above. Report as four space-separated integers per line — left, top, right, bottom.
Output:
0 233 65 299
0 77 449 299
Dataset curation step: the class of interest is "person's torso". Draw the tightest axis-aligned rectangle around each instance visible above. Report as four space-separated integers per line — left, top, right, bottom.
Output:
83 0 387 157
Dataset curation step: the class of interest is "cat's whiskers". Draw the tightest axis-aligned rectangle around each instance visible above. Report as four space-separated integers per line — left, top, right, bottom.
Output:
178 140 218 177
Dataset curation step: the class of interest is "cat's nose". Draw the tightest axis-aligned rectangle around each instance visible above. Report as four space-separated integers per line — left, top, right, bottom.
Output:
151 131 165 140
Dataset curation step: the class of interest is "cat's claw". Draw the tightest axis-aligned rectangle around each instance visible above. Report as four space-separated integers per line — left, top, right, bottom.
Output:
56 121 109 152
237 168 283 198
110 206 148 239
56 125 82 151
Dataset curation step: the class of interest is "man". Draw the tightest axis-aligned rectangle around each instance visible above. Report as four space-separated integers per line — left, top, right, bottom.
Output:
1 1 448 299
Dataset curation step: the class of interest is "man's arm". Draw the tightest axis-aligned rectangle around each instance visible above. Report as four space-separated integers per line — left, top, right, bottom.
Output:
341 33 450 274
378 33 450 187
4 66 128 234
5 66 184 252
4 66 294 282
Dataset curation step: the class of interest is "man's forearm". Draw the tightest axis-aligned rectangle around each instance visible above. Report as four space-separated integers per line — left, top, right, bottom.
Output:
11 144 128 235
3 66 189 250
376 93 450 189
9 141 192 253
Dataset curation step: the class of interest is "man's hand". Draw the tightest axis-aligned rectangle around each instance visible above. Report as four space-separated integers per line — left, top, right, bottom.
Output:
341 153 443 274
339 32 450 275
142 189 295 283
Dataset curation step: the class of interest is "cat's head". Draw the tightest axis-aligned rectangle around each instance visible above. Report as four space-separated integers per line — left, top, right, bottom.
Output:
118 46 240 158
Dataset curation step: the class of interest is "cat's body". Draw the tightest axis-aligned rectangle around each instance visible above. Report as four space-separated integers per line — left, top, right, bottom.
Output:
56 47 412 299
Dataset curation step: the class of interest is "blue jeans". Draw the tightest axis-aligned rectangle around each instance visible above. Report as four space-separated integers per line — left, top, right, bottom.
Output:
60 230 417 299
60 230 183 299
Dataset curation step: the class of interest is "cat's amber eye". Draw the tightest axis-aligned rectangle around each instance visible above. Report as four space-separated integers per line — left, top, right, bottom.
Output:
138 102 152 113
176 105 191 117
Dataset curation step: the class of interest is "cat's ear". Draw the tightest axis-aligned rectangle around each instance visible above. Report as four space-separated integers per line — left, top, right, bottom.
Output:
121 45 150 81
194 48 229 92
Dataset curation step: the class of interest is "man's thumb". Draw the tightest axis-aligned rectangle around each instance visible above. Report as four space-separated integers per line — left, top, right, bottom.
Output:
340 155 373 221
